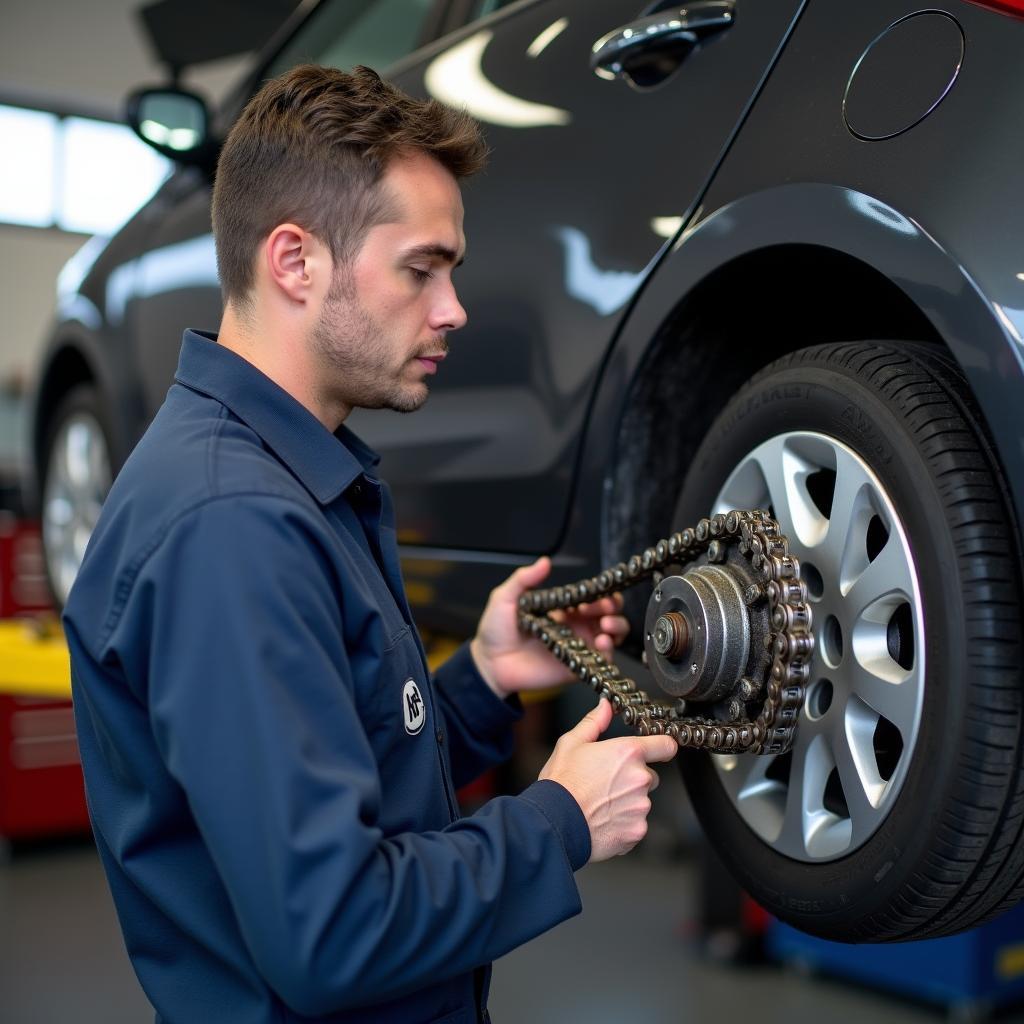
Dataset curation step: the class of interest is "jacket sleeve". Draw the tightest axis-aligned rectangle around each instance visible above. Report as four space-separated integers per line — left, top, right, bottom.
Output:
104 494 589 1018
432 643 523 789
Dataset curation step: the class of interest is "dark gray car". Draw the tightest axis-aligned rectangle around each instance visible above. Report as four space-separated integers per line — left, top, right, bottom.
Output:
29 0 1024 944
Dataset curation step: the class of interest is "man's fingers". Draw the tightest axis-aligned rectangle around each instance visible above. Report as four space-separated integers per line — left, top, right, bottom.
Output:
574 596 620 618
600 615 630 640
600 613 629 631
499 556 551 600
638 736 679 764
564 698 613 745
648 767 661 792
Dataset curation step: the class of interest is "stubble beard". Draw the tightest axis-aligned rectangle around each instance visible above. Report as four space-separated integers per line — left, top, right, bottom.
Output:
310 273 446 415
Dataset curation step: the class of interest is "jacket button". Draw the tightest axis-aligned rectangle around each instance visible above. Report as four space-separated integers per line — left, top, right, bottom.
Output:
436 728 444 746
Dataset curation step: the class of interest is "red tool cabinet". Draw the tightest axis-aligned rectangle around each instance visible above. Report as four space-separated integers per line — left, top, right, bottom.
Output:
0 692 90 840
0 516 91 840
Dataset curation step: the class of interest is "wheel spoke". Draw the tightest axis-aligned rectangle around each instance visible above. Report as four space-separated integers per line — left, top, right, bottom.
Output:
752 438 838 550
848 659 918 733
749 438 800 542
714 447 772 523
66 422 91 494
777 723 818 851
721 749 775 801
709 752 784 845
817 452 873 583
832 706 887 830
845 534 914 617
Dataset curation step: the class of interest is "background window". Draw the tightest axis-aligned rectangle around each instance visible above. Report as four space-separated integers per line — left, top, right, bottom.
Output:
0 103 171 236
58 117 171 235
0 106 58 228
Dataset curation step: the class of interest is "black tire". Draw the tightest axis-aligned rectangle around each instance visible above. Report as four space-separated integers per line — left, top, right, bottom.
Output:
39 383 115 609
674 341 1024 942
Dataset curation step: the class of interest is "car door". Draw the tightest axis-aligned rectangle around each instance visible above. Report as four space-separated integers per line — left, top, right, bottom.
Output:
350 0 807 554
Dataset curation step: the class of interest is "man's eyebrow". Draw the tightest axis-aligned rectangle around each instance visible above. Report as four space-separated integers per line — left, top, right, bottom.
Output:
400 244 465 267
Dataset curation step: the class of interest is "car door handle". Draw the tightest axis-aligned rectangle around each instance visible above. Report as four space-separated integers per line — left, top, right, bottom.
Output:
590 0 735 80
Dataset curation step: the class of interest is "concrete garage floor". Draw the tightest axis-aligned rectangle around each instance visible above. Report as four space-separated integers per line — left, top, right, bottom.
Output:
5 827 1021 1023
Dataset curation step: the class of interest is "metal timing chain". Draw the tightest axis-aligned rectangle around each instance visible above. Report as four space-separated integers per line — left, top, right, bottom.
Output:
517 510 814 755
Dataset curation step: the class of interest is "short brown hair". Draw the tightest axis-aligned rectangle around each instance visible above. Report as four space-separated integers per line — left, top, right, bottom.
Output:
211 64 487 306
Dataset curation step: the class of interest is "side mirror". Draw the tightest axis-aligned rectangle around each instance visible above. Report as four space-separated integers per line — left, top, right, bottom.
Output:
126 87 211 163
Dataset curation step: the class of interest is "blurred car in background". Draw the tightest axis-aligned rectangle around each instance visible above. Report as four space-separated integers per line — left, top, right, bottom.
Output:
28 0 1024 946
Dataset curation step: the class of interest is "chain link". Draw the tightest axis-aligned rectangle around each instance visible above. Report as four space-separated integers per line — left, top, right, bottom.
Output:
517 511 814 755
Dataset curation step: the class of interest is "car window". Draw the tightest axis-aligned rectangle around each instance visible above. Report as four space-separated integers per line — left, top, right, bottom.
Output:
471 0 520 17
266 0 437 79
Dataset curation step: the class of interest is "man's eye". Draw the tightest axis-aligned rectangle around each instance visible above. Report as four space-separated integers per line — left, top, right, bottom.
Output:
409 268 433 283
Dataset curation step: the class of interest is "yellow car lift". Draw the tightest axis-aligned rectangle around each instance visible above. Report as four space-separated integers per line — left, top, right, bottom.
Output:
0 617 70 699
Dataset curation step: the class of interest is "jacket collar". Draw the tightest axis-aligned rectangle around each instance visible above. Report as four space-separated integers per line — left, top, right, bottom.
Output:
174 329 381 505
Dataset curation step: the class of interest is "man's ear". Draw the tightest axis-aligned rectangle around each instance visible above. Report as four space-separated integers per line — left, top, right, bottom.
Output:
263 223 330 304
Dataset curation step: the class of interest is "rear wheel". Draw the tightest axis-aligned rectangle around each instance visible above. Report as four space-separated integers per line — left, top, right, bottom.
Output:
40 385 113 608
674 341 1024 942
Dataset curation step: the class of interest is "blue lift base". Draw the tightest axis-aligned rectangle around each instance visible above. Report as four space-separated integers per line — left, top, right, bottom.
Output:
766 900 1024 1017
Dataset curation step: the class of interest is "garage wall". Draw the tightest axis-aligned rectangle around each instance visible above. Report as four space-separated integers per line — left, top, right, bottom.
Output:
0 227 84 392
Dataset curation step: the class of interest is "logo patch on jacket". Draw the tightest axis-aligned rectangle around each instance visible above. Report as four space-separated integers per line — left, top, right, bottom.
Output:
403 679 425 735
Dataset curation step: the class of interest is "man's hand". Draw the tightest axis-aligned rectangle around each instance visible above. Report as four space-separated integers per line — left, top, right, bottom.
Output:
540 699 677 862
470 557 629 700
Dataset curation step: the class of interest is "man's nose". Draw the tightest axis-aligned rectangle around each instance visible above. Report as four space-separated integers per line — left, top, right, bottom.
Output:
432 280 468 333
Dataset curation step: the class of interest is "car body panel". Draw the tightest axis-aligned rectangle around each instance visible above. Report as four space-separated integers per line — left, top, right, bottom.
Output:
132 173 222 417
354 0 806 552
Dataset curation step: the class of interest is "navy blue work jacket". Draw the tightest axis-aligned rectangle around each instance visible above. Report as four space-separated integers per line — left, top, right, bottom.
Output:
63 330 589 1024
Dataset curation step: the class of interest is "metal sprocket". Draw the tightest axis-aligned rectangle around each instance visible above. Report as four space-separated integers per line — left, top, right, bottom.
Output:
518 510 815 755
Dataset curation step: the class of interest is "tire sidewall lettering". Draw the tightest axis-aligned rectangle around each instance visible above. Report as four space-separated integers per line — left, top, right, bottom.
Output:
717 383 816 444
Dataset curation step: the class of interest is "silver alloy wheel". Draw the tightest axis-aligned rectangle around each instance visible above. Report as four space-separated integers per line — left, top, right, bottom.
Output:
42 411 112 606
709 431 924 862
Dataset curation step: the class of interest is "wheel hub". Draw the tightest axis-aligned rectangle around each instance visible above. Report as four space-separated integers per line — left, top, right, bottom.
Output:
644 548 774 713
652 610 688 658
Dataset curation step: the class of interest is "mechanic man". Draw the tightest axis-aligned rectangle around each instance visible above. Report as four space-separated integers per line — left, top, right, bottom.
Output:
63 64 677 1023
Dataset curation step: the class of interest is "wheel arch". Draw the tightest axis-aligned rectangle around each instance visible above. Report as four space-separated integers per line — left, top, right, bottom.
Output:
569 184 1024 565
